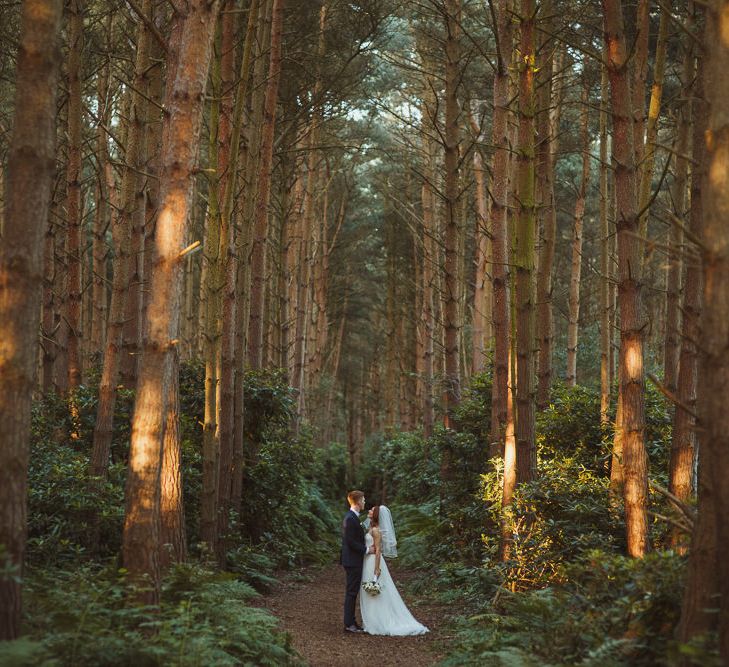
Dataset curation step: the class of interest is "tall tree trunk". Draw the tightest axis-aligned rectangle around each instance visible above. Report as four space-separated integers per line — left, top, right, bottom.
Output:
602 0 649 557
470 112 491 374
0 0 62 638
566 80 591 387
515 0 537 483
217 0 258 564
247 0 285 370
199 19 225 557
91 23 112 359
42 206 59 392
669 23 699 550
442 0 462 425
90 0 152 478
159 350 187 568
599 54 611 425
489 0 513 454
679 5 729 656
637 7 669 262
665 25 693 397
65 0 83 390
122 0 219 603
535 24 563 410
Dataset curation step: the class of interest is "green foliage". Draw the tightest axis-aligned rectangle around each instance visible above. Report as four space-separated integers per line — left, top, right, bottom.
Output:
354 373 684 667
27 364 338 571
537 384 608 473
480 456 625 589
8 563 299 666
310 442 349 503
537 383 673 478
27 437 126 564
442 551 688 667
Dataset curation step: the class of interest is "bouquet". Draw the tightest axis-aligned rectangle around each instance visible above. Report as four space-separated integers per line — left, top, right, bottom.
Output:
362 578 382 596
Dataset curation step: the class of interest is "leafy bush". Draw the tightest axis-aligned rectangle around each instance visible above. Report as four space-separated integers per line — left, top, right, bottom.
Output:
27 364 338 570
310 442 349 503
6 563 299 666
27 438 126 564
480 456 625 589
442 551 689 667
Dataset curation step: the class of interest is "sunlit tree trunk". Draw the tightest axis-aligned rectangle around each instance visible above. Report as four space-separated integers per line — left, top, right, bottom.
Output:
0 0 62 638
499 346 517 562
159 349 186 568
566 79 591 388
602 0 649 557
122 0 219 603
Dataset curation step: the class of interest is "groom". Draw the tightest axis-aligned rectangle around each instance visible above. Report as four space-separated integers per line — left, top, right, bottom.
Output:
341 489 375 633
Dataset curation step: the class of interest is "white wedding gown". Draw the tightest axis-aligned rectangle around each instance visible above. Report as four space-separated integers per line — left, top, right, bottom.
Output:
360 532 429 636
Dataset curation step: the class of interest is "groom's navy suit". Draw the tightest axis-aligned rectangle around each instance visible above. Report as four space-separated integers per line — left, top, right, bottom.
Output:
341 509 367 628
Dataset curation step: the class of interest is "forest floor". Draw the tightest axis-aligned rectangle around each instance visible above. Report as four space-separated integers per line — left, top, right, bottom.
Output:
256 562 448 666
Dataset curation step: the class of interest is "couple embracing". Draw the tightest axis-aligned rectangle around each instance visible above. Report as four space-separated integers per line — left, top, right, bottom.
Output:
340 490 429 636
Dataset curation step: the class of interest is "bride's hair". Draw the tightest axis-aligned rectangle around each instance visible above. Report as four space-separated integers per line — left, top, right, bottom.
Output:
370 505 380 527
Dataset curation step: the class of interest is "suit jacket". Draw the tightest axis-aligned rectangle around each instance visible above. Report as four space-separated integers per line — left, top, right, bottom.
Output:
340 509 366 567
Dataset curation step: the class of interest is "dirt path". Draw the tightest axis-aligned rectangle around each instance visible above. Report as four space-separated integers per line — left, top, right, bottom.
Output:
257 562 447 666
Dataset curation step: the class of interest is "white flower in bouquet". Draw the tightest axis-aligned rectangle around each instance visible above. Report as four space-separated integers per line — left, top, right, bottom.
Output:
362 578 382 596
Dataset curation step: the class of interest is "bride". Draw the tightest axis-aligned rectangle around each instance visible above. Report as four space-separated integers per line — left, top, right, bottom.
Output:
360 505 429 636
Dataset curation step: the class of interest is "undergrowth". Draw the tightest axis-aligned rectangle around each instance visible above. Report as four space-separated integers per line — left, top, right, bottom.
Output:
356 378 717 666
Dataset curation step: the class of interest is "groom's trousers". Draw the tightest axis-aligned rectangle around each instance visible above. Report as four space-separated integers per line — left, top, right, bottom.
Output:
343 565 363 627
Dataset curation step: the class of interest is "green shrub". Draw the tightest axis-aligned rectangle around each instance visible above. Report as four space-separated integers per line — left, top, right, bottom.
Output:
443 551 690 667
11 563 299 666
480 457 625 589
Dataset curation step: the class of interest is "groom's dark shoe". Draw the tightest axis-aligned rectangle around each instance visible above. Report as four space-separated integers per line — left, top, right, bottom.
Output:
344 625 364 634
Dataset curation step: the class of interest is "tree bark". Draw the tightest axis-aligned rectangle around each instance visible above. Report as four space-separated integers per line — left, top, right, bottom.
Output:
599 54 611 425
159 350 187 568
489 0 513 455
602 0 650 557
247 0 285 370
0 0 62 638
91 0 152 479
65 0 83 390
515 0 537 483
566 79 591 387
535 24 564 410
122 0 219 604
669 20 700 550
90 21 112 360
679 6 729 656
442 0 462 424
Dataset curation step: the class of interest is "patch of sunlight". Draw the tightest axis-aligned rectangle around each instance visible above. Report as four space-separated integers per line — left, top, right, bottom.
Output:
721 5 729 46
709 150 728 187
626 344 642 378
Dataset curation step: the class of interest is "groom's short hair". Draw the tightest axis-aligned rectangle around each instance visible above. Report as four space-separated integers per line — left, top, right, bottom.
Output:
347 490 364 505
